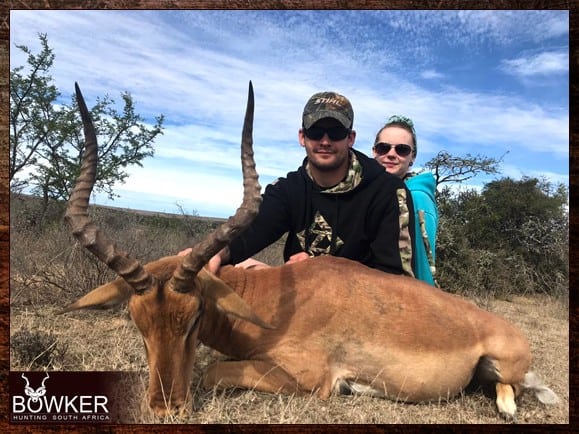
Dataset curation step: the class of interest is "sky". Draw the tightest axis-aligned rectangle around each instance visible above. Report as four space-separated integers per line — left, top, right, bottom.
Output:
10 10 569 218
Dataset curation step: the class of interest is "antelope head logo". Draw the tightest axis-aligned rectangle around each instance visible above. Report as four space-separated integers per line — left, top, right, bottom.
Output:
21 373 50 402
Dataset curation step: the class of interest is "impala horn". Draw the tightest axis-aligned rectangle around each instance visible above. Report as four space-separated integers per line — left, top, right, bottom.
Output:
66 81 261 295
65 83 153 294
170 81 261 292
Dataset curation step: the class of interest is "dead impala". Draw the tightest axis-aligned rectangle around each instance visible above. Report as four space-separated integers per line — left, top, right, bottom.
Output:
62 82 558 420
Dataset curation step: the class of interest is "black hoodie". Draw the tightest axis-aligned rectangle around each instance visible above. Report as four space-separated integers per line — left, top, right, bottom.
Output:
227 148 415 276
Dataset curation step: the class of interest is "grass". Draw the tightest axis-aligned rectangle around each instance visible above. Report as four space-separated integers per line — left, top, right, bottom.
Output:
10 288 568 424
9 196 569 424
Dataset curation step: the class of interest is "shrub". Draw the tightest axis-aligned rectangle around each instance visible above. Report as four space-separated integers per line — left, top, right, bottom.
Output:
11 329 69 370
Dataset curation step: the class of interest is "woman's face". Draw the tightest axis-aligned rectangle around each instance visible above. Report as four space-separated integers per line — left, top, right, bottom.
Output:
373 126 415 179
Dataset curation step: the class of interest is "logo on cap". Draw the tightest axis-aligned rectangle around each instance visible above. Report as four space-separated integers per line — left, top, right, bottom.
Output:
302 91 354 129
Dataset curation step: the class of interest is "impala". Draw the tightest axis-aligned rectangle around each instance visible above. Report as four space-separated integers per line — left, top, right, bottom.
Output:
62 82 558 420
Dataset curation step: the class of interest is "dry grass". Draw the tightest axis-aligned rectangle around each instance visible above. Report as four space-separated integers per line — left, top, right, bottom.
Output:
10 294 568 424
9 197 568 425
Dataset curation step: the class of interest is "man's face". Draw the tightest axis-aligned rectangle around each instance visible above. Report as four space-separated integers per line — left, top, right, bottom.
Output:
299 118 355 174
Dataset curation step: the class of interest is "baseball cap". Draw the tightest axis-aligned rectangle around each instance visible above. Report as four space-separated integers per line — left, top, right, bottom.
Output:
302 92 354 129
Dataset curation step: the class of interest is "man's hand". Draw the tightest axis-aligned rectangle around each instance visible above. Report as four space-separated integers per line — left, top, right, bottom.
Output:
286 252 311 264
207 253 222 274
235 258 269 269
177 248 224 274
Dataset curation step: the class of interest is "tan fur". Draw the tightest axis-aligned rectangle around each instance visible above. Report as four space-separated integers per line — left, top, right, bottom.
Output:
65 82 556 419
61 254 556 418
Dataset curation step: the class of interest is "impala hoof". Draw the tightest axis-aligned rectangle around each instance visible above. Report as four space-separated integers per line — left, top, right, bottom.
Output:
496 383 517 421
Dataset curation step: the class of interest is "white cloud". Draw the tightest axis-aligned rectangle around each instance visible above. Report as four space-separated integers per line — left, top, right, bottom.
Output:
501 51 568 78
420 69 445 80
501 163 569 187
10 10 569 218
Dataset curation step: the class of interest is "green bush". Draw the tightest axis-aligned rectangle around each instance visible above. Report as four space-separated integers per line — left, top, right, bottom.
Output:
435 177 568 301
10 176 569 309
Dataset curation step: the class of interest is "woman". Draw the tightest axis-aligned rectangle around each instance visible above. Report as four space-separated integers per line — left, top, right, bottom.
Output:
373 115 438 285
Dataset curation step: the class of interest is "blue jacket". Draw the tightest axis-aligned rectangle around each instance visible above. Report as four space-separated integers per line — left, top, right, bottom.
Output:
405 172 438 285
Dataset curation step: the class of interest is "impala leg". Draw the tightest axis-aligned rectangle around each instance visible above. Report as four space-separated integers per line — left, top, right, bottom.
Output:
496 383 517 420
204 360 302 395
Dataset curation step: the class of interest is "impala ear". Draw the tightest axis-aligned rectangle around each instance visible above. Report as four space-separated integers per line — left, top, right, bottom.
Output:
198 268 274 329
57 278 133 314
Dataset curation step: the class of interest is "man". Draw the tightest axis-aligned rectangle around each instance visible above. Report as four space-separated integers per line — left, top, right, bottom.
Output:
194 91 416 276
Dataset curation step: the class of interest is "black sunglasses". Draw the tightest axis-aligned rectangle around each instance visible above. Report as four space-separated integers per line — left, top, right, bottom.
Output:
303 126 351 141
373 142 413 157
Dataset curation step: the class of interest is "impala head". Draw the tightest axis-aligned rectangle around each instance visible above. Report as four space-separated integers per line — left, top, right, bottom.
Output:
62 82 268 415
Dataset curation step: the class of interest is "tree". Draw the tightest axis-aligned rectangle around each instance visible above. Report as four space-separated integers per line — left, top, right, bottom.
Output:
10 33 164 213
29 89 164 204
435 175 568 295
424 150 503 191
9 33 58 190
473 177 568 257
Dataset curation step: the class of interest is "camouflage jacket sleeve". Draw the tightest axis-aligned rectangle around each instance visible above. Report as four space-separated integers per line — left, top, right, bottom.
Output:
369 183 416 277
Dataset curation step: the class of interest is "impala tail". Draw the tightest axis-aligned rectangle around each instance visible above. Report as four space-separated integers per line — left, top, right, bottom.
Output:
522 371 559 405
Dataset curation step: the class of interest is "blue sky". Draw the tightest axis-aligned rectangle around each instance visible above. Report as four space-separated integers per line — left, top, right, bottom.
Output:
10 10 569 218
